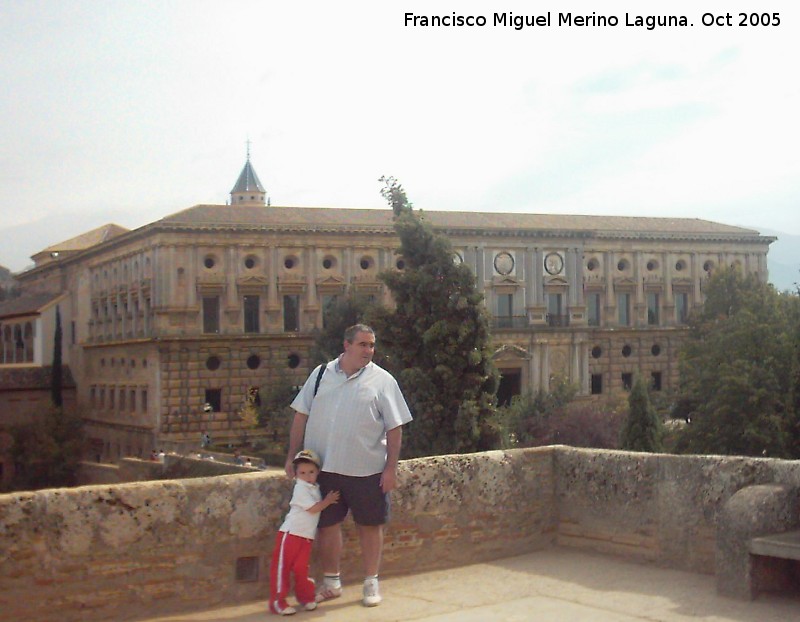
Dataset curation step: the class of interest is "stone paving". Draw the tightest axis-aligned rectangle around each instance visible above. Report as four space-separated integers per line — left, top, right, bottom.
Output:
140 547 799 622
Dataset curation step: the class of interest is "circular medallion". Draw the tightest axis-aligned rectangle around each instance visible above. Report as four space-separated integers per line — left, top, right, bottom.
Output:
494 252 514 276
544 252 564 275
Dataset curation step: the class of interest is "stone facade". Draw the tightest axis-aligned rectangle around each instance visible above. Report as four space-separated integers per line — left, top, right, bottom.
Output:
2 446 800 621
1 158 775 463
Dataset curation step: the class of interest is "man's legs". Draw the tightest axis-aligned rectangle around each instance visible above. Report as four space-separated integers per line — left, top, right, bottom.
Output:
357 524 383 576
315 524 344 602
318 524 343 575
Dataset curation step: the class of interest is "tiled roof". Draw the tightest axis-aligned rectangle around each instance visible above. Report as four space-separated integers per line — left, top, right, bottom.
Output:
156 204 762 237
0 292 63 319
40 223 129 254
230 161 265 193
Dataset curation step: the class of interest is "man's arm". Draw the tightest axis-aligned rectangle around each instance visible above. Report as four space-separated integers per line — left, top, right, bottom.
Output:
284 411 309 477
380 425 403 493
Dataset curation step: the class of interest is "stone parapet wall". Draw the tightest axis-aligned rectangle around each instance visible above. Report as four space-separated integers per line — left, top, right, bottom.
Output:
553 448 800 574
2 447 800 621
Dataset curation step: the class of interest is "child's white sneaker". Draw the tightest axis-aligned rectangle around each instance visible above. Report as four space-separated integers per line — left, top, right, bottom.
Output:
362 577 382 607
303 601 317 611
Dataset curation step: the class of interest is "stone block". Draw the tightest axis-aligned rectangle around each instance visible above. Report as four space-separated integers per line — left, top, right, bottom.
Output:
715 484 799 599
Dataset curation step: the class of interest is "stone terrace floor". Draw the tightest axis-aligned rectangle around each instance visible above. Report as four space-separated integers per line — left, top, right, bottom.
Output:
141 547 798 622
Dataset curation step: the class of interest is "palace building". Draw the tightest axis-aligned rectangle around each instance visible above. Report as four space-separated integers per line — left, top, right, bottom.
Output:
0 155 775 468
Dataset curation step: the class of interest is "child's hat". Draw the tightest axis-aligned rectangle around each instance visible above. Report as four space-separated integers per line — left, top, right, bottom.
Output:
292 449 321 469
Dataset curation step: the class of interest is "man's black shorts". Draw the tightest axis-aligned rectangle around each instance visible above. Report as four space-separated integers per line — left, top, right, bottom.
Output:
317 472 390 527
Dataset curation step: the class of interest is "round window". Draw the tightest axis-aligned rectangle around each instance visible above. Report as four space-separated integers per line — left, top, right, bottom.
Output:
206 356 221 371
622 345 632 358
359 256 373 271
651 344 661 356
396 259 406 270
322 257 334 270
284 256 296 270
617 259 629 272
675 260 686 271
204 256 216 269
244 256 257 270
246 354 261 370
591 346 602 359
287 353 301 369
587 258 599 271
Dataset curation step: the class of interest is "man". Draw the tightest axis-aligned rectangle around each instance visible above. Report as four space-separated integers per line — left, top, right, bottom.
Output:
285 324 412 607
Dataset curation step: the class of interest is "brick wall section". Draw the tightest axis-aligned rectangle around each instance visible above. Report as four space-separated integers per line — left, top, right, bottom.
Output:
3 447 800 621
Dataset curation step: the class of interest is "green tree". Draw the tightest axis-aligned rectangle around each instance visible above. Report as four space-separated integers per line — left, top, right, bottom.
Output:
7 306 84 491
9 404 84 491
51 305 63 408
371 177 500 457
674 266 798 457
620 374 663 452
499 378 577 447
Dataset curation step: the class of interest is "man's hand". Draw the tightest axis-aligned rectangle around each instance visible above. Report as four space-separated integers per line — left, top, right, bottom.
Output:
380 466 398 493
284 457 295 479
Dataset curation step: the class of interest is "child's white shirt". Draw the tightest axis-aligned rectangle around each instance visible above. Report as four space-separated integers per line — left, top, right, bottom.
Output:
278 479 322 540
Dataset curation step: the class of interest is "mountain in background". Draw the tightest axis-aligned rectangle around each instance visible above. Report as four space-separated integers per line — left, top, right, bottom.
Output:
760 228 800 293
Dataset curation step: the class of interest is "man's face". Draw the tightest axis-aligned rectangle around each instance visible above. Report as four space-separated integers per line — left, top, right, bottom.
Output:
343 331 376 370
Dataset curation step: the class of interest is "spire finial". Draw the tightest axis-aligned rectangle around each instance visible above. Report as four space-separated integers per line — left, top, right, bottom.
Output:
246 138 252 161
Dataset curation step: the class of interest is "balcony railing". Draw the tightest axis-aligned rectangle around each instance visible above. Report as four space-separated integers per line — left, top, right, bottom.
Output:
546 313 570 327
491 315 529 329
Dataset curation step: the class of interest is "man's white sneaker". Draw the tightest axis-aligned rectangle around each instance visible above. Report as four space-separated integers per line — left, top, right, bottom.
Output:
362 578 382 607
303 601 317 611
315 584 342 603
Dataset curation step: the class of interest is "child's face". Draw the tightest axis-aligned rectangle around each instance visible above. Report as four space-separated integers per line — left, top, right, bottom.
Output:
295 461 320 484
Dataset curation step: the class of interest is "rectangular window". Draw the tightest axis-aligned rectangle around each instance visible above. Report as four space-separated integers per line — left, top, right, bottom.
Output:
618 293 631 326
647 292 660 326
591 373 603 395
130 389 136 412
141 389 148 413
283 295 300 332
203 296 220 334
109 387 116 410
497 293 513 328
71 321 76 345
676 292 689 324
322 294 338 329
651 371 662 391
90 386 96 408
587 293 601 327
621 373 633 391
205 388 222 412
243 295 260 333
547 293 567 326
119 387 126 411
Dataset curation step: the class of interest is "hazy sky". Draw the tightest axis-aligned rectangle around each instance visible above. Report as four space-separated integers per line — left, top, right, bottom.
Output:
1 1 798 273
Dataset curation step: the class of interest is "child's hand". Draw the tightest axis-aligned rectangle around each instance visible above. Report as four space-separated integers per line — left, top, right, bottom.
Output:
325 490 340 506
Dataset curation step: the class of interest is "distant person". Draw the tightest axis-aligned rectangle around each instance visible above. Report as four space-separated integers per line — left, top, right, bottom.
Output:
286 324 413 607
201 431 211 448
269 449 339 616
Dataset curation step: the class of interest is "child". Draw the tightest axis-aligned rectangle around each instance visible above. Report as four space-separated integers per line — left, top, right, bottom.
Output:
269 449 339 616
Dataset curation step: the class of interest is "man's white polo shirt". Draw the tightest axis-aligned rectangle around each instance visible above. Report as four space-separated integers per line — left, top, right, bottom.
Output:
290 358 412 476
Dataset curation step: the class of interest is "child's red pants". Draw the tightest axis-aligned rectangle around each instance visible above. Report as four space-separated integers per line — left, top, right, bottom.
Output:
269 530 315 612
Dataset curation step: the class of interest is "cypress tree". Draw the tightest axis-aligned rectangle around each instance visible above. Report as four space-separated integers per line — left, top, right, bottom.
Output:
620 374 663 453
372 177 500 457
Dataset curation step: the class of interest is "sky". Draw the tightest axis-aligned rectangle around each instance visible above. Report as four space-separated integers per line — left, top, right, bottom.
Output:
1 1 799 274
